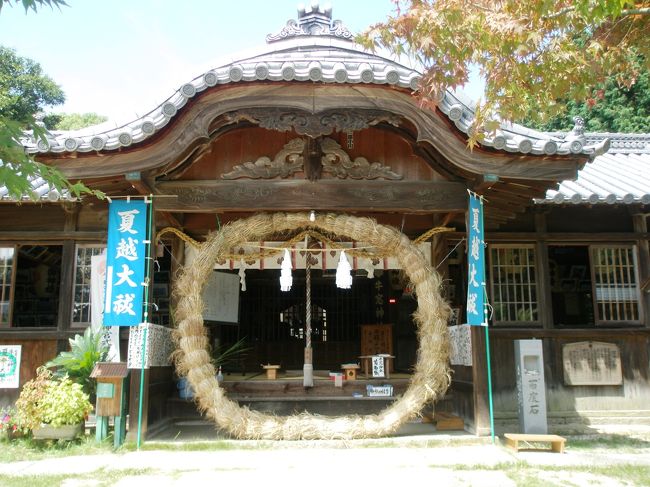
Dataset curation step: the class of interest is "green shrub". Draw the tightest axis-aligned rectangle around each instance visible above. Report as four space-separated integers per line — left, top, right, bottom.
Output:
16 368 93 430
46 326 108 395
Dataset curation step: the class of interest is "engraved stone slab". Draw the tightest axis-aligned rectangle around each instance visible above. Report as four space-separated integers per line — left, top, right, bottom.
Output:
563 341 622 386
515 339 548 434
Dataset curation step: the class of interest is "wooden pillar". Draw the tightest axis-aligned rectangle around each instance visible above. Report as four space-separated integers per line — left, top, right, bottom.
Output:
127 368 149 441
534 211 553 329
471 325 491 436
56 203 80 346
632 212 650 328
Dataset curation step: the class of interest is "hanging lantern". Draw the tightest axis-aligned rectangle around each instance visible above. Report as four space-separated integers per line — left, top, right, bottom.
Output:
280 248 293 291
336 250 353 289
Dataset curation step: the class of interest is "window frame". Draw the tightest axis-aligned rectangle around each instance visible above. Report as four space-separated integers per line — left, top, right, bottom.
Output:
0 245 17 328
71 244 106 328
488 243 541 326
590 244 643 326
0 242 65 329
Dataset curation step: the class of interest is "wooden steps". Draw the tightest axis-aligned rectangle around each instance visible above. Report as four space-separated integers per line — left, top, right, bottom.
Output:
433 411 464 431
504 433 566 453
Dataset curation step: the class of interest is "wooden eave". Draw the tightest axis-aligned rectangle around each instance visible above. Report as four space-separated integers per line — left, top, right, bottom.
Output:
31 82 590 226
34 82 588 182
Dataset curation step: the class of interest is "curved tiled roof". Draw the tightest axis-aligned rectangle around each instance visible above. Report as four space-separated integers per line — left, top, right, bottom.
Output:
541 135 650 205
21 3 606 159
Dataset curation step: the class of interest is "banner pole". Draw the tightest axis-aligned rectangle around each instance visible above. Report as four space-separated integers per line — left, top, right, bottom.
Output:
136 326 147 450
484 325 495 443
137 196 154 450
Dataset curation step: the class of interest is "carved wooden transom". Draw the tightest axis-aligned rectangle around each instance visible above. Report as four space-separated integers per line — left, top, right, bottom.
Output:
224 108 401 139
221 137 403 181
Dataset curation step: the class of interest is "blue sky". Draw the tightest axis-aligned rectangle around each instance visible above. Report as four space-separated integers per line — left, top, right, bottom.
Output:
1 0 481 124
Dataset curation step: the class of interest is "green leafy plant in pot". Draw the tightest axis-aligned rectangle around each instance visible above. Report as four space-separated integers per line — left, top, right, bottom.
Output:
15 367 93 440
46 325 108 396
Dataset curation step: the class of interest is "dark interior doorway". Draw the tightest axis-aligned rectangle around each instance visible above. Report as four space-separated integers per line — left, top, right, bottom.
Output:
548 245 595 326
215 269 414 371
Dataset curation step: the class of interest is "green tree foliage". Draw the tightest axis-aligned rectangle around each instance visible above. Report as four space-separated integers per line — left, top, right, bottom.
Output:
527 68 650 133
0 46 101 200
360 1 650 146
0 1 101 201
0 0 67 13
0 46 64 121
43 112 108 131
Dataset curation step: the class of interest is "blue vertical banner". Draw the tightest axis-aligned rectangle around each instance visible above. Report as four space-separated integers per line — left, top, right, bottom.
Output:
103 200 148 326
467 192 487 326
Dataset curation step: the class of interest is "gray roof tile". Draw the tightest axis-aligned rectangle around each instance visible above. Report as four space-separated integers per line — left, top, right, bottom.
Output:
539 148 650 205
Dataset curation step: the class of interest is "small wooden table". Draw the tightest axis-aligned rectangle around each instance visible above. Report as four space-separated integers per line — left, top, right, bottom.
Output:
504 433 566 453
261 364 280 380
341 364 360 381
359 355 395 379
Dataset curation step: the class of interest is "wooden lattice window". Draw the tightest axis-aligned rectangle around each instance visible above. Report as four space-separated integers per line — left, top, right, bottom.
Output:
0 247 15 327
489 245 539 324
591 246 641 324
279 304 327 342
72 245 105 325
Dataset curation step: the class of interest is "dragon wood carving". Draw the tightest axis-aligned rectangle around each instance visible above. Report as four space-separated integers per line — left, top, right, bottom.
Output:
320 138 403 180
221 138 305 179
221 137 403 181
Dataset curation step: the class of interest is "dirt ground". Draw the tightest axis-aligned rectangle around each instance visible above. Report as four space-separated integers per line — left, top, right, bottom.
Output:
2 426 650 487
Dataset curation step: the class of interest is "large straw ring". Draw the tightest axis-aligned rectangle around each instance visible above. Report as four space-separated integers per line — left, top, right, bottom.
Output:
173 212 451 440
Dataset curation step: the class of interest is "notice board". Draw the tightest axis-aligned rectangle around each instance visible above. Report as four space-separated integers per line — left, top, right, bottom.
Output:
202 271 240 324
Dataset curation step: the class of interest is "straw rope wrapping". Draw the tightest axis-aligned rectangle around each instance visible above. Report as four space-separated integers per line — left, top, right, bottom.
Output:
173 212 451 440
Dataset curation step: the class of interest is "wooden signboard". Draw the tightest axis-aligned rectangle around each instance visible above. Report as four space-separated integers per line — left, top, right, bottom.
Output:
202 271 240 324
562 341 623 386
360 324 393 372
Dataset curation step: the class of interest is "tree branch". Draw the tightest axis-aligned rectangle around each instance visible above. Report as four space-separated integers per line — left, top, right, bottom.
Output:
620 7 650 16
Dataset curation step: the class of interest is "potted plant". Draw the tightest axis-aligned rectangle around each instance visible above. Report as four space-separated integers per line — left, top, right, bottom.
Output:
0 406 27 441
15 367 93 440
46 325 108 397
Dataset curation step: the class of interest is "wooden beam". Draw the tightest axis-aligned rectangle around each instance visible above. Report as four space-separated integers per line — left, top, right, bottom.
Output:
443 231 650 242
128 175 183 229
0 231 105 242
490 328 650 339
155 180 468 213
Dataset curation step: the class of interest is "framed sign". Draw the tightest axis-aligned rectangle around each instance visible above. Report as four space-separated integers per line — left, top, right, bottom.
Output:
0 345 21 388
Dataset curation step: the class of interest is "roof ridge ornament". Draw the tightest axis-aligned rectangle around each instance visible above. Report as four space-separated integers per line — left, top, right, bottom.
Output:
266 1 354 43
